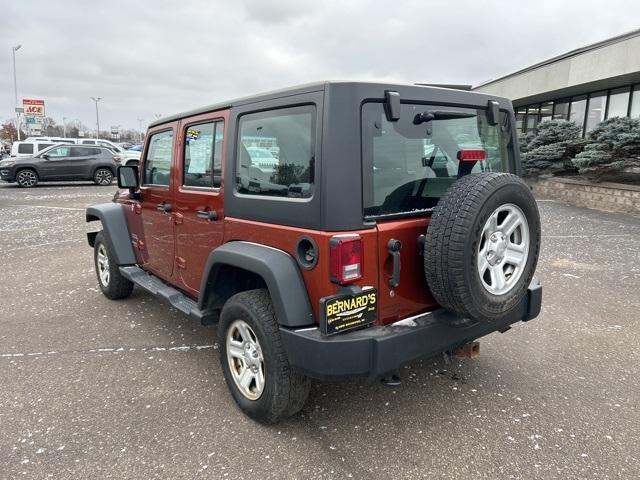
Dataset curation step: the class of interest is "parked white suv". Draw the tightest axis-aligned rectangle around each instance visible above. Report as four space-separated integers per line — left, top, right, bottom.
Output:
10 140 59 158
25 137 141 166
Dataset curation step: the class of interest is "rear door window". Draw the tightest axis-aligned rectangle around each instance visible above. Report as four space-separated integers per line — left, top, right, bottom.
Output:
236 105 315 199
182 121 224 188
18 144 34 154
362 102 514 218
37 143 54 151
143 130 173 187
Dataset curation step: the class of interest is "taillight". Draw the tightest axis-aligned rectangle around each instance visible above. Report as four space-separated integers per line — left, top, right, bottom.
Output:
457 148 486 162
329 234 362 284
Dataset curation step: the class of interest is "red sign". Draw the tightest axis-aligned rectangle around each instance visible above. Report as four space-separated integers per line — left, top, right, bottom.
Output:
23 98 45 117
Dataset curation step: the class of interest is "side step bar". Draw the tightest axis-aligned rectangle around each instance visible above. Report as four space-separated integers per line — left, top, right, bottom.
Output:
119 266 209 323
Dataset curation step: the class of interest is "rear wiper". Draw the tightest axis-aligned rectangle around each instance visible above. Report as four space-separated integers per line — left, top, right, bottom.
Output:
413 110 476 125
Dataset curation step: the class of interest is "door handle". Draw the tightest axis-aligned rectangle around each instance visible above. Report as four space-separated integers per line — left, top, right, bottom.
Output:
196 209 218 221
387 239 402 288
156 203 172 213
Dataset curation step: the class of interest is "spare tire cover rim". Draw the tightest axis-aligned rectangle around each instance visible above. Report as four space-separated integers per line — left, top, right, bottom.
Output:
477 203 529 296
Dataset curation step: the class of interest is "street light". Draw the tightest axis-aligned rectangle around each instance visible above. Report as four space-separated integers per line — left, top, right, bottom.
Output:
12 45 22 141
90 97 101 139
62 117 67 138
137 117 144 142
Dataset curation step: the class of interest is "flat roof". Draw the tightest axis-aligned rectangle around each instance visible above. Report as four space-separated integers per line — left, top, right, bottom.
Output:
475 28 640 89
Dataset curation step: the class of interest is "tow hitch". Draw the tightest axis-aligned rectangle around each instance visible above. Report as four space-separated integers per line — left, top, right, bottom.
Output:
452 341 480 359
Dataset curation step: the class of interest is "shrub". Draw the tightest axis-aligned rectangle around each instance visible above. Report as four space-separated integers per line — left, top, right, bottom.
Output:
573 117 640 181
520 120 584 176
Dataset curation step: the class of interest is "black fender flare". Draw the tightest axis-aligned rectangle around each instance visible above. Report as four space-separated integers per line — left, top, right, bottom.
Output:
199 241 314 328
85 203 136 265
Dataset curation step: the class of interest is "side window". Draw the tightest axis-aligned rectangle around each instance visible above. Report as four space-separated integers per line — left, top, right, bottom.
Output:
18 144 34 154
236 105 315 198
71 147 99 157
37 143 54 151
47 146 72 157
182 121 224 189
143 130 173 186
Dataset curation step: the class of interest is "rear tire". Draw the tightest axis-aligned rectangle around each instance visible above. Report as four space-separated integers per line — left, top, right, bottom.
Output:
424 173 540 323
93 168 113 186
218 289 311 423
94 231 134 300
16 169 38 188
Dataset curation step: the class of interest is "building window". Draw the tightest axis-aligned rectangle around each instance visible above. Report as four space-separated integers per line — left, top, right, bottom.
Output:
607 87 630 119
630 84 640 118
552 99 570 120
585 91 607 133
515 108 526 134
526 105 539 132
569 95 587 131
539 102 553 123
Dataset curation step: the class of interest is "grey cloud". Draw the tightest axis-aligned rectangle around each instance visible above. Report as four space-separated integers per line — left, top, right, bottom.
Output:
2 0 639 131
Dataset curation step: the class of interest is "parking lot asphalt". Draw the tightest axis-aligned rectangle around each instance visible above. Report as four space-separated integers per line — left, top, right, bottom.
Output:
0 182 639 480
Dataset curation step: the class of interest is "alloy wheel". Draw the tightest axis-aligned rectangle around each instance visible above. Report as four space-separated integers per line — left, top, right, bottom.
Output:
477 203 530 295
17 170 37 187
96 244 110 286
226 319 265 401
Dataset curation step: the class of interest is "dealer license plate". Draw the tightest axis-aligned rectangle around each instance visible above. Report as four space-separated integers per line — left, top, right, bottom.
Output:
320 288 377 335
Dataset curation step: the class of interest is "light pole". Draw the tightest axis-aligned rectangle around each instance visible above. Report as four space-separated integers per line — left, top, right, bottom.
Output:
137 117 144 142
90 97 101 139
62 116 67 138
12 45 22 141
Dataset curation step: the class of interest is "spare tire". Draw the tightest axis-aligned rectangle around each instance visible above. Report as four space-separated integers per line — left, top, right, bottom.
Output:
424 172 540 323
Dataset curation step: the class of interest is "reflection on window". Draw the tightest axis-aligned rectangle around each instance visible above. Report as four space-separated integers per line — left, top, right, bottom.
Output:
585 91 607 133
183 121 224 188
552 100 570 120
526 105 539 133
237 106 315 198
569 96 587 130
143 130 173 186
607 87 630 119
539 102 553 123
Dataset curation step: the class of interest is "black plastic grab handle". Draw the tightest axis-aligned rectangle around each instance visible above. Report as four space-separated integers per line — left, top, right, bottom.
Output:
196 209 218 221
156 203 172 213
387 239 402 288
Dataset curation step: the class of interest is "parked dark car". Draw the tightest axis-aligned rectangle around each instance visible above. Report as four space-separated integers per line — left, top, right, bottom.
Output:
0 144 120 187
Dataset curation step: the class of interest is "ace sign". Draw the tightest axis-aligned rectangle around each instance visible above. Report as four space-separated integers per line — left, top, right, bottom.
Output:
22 99 45 117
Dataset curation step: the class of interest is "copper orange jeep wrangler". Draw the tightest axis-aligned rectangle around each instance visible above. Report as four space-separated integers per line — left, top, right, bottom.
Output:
87 82 541 423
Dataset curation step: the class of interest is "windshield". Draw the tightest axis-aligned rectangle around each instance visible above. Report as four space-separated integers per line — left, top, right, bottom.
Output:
362 102 515 218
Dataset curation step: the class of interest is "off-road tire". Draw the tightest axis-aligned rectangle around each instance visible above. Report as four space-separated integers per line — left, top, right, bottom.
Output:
93 168 113 186
16 168 39 188
424 173 540 323
219 289 311 424
94 231 134 300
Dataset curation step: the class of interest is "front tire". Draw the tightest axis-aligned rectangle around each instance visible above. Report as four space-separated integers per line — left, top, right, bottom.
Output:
219 289 311 423
94 231 134 300
16 169 38 188
93 168 113 186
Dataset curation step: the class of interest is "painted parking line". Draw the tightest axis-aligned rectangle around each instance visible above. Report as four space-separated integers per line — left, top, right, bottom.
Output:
12 204 86 211
0 344 218 359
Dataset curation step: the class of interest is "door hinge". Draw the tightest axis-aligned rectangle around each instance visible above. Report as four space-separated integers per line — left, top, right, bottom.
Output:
173 212 184 225
175 256 186 269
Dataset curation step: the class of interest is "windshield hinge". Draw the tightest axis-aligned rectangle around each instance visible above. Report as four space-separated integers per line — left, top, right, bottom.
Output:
384 90 401 122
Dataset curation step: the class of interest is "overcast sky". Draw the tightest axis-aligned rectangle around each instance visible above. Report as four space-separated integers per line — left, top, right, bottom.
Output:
3 0 640 133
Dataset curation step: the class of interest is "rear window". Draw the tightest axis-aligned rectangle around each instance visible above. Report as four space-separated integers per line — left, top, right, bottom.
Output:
236 105 315 199
18 143 34 154
362 102 514 218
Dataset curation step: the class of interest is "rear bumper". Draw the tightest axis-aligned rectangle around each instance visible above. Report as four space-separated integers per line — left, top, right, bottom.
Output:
280 279 542 381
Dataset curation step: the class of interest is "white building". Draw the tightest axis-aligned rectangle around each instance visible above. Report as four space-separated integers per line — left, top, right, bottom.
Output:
473 29 640 137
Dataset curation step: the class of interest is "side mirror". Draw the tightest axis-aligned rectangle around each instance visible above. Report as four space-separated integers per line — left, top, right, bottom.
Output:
117 165 139 190
42 154 50 160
